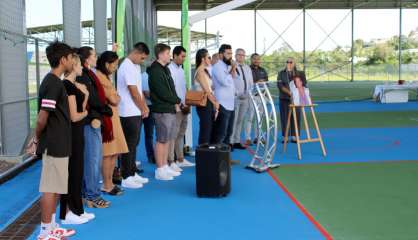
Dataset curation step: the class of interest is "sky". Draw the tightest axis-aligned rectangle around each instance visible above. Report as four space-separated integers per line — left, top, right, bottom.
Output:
25 0 418 54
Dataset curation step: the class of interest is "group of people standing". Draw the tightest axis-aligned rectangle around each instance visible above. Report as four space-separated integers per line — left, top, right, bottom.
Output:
28 39 305 240
28 41 194 240
193 44 306 154
193 45 268 154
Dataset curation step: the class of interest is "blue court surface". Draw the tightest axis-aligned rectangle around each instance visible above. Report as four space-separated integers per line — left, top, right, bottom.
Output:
0 162 40 232
2 100 415 239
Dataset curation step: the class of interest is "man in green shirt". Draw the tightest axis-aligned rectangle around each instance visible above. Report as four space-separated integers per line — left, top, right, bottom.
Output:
148 43 182 181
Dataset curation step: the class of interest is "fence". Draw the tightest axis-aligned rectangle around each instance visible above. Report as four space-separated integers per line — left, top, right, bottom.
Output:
0 28 50 156
262 59 418 82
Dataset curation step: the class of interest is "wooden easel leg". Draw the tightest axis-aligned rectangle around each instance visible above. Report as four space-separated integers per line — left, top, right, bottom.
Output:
283 106 292 153
310 106 327 157
292 107 302 160
301 107 311 140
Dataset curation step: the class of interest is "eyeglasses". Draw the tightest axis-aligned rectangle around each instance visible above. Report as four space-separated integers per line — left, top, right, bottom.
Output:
286 61 293 64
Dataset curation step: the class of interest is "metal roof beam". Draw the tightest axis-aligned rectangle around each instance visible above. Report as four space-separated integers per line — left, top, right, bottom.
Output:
189 0 256 25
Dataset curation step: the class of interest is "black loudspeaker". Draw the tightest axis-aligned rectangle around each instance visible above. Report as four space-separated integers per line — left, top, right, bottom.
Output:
195 144 231 197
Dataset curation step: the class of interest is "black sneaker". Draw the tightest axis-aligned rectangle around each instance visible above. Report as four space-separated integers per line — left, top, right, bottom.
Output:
233 143 246 149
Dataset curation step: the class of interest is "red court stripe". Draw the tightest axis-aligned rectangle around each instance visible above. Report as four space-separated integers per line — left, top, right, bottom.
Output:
267 170 333 240
244 145 333 240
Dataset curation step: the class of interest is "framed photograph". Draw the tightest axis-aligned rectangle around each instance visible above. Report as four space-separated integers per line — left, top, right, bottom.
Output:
290 81 312 106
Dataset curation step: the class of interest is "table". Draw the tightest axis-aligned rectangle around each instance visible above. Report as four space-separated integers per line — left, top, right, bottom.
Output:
373 83 418 103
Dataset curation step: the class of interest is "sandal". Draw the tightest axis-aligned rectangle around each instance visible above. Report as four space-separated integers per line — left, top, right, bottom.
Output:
85 197 110 208
101 185 124 196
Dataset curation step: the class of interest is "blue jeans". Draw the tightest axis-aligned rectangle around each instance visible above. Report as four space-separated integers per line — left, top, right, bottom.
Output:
82 125 102 201
211 105 235 145
142 113 155 161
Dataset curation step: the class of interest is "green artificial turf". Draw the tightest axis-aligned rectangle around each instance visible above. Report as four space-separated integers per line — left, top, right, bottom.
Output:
273 161 418 240
308 111 418 129
268 81 418 102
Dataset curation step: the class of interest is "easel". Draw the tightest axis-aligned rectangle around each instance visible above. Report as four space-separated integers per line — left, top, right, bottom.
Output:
283 104 326 160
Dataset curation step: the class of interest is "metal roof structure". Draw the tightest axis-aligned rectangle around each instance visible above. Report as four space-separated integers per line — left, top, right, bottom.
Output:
154 0 418 11
27 18 219 42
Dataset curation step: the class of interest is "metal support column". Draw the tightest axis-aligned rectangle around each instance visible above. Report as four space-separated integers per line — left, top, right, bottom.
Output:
115 0 126 57
94 0 108 53
351 6 354 82
254 8 257 53
35 39 40 92
62 0 81 47
303 7 306 72
204 18 207 47
399 4 402 80
182 0 194 154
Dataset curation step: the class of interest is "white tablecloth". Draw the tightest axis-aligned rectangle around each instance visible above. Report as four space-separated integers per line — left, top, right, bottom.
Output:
373 83 418 103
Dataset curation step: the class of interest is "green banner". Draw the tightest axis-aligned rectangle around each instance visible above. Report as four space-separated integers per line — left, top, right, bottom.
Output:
181 0 191 89
115 0 126 57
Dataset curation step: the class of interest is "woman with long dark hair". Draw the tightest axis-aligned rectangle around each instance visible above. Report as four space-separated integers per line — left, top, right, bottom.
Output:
276 57 307 142
194 49 219 145
76 46 111 208
95 51 128 196
60 54 95 224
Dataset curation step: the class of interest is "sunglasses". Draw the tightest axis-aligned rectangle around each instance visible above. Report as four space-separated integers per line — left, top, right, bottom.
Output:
286 61 293 64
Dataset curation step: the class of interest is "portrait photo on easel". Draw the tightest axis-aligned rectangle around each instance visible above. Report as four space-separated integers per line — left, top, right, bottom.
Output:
281 71 326 160
289 75 312 106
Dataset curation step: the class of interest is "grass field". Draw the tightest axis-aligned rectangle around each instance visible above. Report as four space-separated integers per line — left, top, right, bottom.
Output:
273 161 418 240
268 81 418 102
308 111 418 129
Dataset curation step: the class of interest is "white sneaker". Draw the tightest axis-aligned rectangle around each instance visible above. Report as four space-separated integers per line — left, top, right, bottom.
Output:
164 165 181 177
61 211 89 225
155 168 174 181
121 176 143 189
170 162 183 172
177 159 195 167
133 173 149 184
38 234 61 240
80 212 95 221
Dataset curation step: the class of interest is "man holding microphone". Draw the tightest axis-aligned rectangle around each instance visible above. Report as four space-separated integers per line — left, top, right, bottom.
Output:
211 44 238 155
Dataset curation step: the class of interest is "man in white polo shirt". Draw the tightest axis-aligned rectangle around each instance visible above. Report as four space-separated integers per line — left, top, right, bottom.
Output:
118 42 150 189
168 46 195 171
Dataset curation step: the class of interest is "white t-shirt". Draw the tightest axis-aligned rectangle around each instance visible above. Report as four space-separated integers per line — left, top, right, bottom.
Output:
168 62 187 104
117 58 142 117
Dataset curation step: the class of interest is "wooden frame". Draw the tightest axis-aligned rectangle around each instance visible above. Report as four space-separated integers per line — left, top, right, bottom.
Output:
283 104 326 160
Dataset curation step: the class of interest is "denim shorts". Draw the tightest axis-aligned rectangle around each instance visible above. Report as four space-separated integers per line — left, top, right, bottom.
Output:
153 113 177 143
